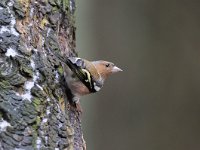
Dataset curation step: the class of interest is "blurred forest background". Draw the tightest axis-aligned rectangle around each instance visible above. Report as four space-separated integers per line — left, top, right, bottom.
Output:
76 0 200 150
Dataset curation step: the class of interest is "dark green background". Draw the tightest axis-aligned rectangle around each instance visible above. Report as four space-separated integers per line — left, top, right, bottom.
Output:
76 0 200 150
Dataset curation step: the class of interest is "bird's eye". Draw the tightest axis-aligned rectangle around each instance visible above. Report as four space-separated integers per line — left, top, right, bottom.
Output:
105 63 110 67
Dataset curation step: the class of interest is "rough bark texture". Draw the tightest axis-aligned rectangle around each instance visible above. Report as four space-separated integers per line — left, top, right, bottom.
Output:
0 0 84 149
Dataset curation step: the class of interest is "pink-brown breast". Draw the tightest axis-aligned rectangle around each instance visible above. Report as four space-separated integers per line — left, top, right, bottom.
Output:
70 81 90 96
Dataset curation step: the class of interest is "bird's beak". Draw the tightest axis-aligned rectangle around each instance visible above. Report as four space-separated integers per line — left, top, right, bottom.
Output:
112 66 123 73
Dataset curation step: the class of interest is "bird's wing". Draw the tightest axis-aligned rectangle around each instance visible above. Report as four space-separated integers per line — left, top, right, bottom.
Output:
65 57 97 93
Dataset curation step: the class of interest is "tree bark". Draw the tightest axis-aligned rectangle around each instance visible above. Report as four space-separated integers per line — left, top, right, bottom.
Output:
0 0 84 149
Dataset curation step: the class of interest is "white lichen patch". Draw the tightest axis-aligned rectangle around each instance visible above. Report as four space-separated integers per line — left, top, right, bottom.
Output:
55 71 59 83
21 92 32 101
30 59 35 69
21 81 34 101
0 8 19 37
46 109 50 115
7 0 14 7
41 37 48 57
28 35 31 41
47 28 51 37
46 105 50 115
42 118 48 124
0 26 10 34
10 18 19 36
10 17 19 35
3 0 20 37
33 71 40 82
5 47 18 57
36 137 42 149
24 81 34 91
41 36 45 47
69 0 73 12
33 48 38 52
30 7 34 17
28 22 33 27
41 105 50 125
0 119 11 131
17 69 43 101
0 1 19 36
10 25 19 36
40 114 49 144
15 92 20 96
44 136 48 144
58 123 62 128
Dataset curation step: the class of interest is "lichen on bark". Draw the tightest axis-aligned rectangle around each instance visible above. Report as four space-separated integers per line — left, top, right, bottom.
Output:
0 0 84 149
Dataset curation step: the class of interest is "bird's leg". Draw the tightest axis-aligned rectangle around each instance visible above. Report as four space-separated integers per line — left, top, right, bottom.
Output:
69 97 82 114
75 101 83 113
60 76 82 113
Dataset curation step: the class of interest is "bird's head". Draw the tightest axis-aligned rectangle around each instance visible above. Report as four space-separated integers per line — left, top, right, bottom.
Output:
92 60 122 81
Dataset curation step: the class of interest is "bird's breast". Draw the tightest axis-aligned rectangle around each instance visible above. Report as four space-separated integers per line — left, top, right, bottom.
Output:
69 81 90 96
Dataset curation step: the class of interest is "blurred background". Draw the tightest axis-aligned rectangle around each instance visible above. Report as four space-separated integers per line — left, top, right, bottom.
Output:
76 0 200 150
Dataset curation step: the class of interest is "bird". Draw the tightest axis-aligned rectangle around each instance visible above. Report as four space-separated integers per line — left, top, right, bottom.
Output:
62 57 122 112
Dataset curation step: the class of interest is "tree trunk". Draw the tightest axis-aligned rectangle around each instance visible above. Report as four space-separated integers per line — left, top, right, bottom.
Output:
0 0 85 149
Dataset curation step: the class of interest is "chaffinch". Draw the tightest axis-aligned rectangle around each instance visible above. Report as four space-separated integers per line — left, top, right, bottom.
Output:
63 57 122 112
45 41 122 111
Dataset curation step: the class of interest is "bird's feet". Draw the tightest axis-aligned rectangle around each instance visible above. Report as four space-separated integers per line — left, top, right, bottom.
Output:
68 101 83 115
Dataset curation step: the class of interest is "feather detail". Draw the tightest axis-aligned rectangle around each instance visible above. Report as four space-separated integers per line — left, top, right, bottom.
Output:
66 57 101 93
